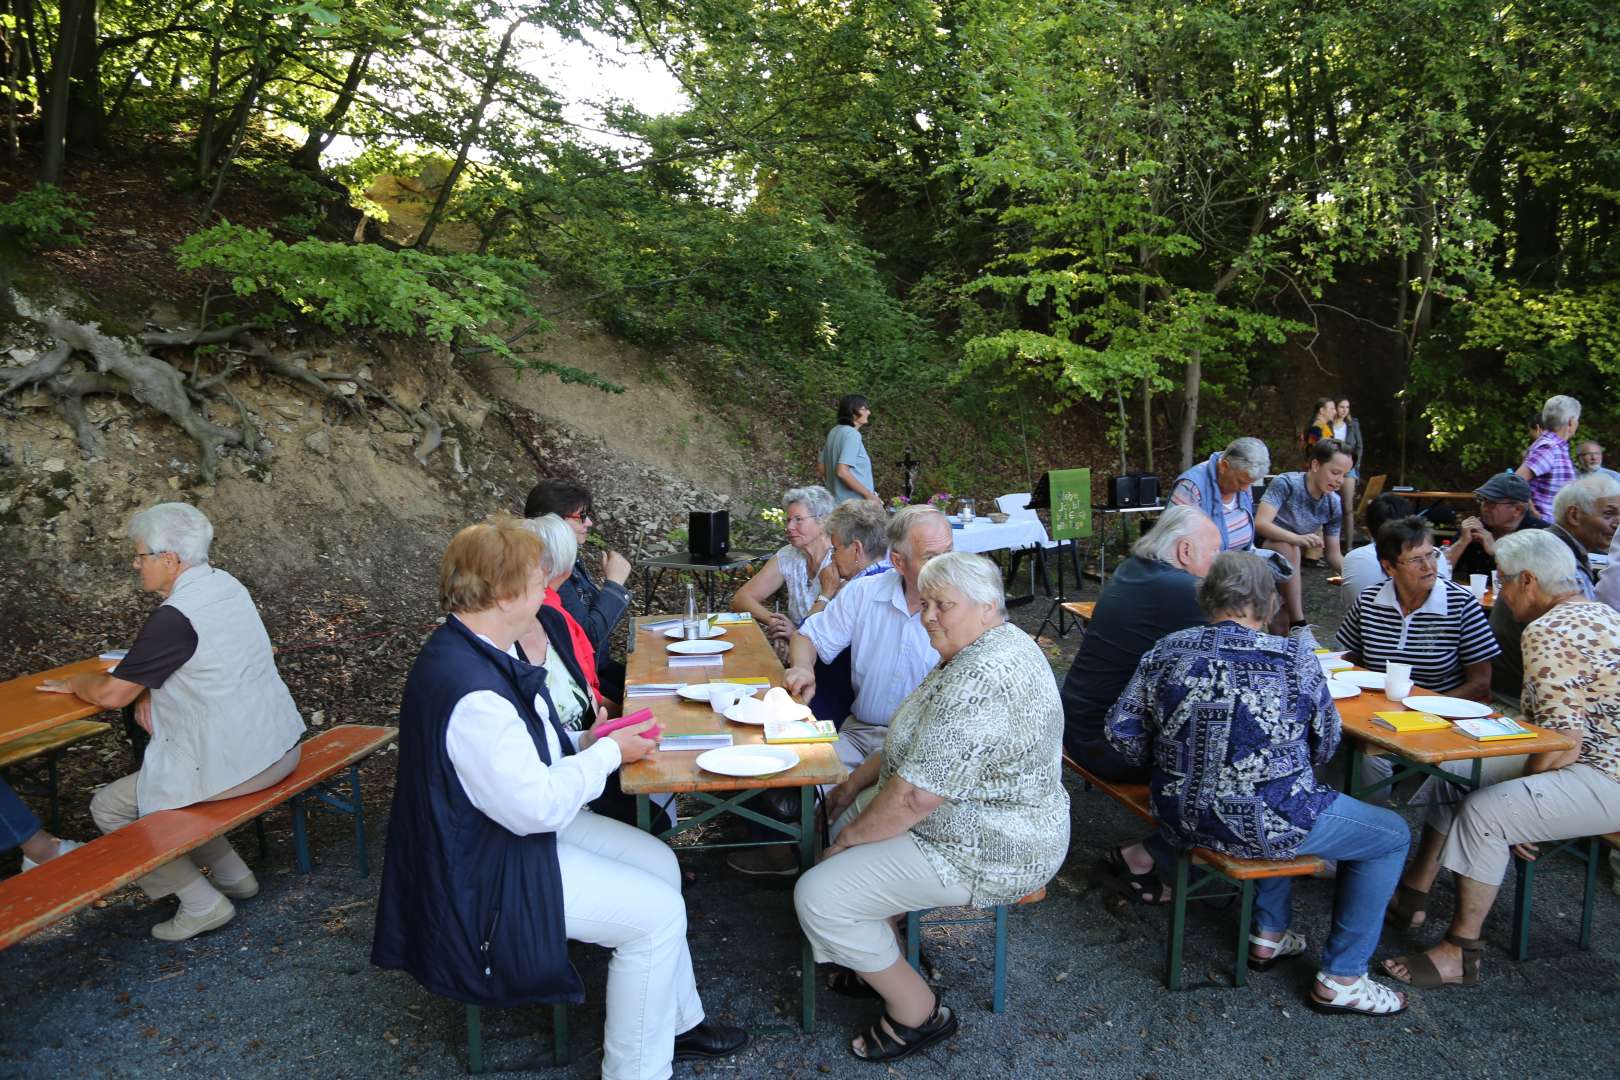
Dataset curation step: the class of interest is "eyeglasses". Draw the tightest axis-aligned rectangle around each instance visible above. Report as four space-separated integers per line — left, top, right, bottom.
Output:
1395 549 1440 567
786 514 817 527
563 511 592 525
133 550 170 562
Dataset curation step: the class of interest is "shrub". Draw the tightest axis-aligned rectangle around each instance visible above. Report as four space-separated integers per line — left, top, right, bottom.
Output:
0 184 94 251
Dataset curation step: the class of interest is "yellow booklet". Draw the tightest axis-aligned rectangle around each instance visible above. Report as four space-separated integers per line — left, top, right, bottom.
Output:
714 676 771 686
764 718 839 744
1371 711 1451 734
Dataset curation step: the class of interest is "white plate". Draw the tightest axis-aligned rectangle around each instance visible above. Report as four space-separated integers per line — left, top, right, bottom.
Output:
1319 657 1354 672
675 682 760 703
695 745 800 778
722 701 768 725
1336 670 1387 690
1402 695 1493 719
666 639 734 655
663 624 726 640
1327 679 1361 700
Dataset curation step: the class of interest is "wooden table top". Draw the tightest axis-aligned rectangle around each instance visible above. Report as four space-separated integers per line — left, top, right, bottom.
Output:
618 616 847 795
1333 679 1572 764
0 658 118 747
1391 490 1476 502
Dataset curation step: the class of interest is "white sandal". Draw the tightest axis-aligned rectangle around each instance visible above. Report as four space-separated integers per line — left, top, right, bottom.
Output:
1248 929 1307 971
1308 972 1408 1016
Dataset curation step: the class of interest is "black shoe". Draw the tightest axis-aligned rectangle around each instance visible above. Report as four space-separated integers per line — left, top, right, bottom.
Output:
674 1019 749 1060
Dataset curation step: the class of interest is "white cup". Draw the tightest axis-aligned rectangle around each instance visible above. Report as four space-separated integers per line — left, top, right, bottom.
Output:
709 685 746 714
1384 662 1413 702
1468 574 1488 600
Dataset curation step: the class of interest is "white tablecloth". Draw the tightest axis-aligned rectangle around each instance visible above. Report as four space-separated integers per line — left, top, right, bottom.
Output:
949 517 1050 555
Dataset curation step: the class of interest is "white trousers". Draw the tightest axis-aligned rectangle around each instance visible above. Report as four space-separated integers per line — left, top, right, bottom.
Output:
558 811 704 1080
833 716 887 771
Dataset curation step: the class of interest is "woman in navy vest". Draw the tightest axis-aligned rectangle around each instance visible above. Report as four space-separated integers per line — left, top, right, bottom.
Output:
372 516 746 1078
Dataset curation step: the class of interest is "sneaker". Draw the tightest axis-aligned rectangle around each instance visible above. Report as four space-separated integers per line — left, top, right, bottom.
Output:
725 844 800 877
20 838 82 872
213 871 260 900
152 896 236 942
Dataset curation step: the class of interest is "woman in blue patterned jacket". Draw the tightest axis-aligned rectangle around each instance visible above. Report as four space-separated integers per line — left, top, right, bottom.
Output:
1105 551 1412 1017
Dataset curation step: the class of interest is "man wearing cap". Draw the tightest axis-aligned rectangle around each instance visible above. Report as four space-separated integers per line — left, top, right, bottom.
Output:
1447 474 1549 580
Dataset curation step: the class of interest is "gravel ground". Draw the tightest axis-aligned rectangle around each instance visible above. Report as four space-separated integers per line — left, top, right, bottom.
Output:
4 560 1618 1079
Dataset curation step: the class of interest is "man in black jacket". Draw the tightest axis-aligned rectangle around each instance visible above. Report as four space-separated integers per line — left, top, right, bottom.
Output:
524 478 633 702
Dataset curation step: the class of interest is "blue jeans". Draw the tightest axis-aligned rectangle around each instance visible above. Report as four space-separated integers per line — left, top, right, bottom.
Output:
0 777 43 853
1254 794 1409 977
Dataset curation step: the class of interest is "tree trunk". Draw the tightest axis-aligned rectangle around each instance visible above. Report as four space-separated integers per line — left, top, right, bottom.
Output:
415 20 519 250
38 0 86 183
1178 345 1201 473
1141 380 1153 473
195 19 228 180
3 0 21 162
1394 250 1410 486
64 0 98 153
293 47 371 172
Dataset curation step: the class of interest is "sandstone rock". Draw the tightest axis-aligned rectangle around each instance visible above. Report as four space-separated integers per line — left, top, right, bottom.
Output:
41 457 65 473
304 430 333 456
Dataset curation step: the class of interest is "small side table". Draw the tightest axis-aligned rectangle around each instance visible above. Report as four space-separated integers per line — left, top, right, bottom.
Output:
636 550 772 613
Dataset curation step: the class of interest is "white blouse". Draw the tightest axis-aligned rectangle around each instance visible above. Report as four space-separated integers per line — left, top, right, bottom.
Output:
775 543 834 626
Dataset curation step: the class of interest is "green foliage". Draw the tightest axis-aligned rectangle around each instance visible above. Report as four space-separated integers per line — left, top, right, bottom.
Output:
0 184 93 251
174 223 616 389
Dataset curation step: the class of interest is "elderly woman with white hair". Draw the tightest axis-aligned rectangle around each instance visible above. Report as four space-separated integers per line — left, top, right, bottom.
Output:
1384 530 1620 990
732 484 837 656
1170 436 1270 551
518 514 670 829
1517 393 1582 519
1107 552 1411 1016
794 552 1068 1063
38 502 305 941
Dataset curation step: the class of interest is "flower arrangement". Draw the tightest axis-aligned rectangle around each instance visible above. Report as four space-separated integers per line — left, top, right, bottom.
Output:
926 491 953 511
759 506 786 527
886 495 912 511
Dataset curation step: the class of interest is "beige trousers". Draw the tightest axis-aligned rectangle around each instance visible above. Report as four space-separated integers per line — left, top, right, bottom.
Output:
91 746 301 899
1439 763 1620 886
794 830 970 973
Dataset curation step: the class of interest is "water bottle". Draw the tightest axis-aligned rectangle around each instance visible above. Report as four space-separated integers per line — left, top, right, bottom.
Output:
683 582 701 639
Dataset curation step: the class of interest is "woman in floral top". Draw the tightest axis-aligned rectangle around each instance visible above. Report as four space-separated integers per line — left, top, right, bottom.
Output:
1384 530 1620 991
794 552 1067 1063
1106 552 1411 1017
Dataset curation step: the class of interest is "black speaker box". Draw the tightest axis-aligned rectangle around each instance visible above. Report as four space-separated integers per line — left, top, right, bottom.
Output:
688 511 730 559
1107 473 1162 509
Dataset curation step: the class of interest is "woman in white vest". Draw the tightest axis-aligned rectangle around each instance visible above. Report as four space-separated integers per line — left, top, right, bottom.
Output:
38 503 306 941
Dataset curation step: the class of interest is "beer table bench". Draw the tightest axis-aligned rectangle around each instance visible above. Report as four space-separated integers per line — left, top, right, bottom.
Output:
0 658 123 832
619 615 847 1032
1063 754 1323 990
1332 682 1572 800
0 724 396 950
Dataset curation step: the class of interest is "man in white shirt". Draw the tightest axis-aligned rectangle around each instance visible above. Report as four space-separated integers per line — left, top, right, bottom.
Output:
727 506 953 876
1340 493 1451 598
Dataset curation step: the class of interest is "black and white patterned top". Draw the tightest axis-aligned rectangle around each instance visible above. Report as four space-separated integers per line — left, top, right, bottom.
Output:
1337 577 1500 693
879 622 1070 906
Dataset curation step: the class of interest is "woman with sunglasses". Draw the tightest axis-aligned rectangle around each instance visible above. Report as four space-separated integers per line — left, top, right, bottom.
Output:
524 478 633 702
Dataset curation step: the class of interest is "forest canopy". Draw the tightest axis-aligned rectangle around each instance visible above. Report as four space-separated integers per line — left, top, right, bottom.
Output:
3 0 1618 478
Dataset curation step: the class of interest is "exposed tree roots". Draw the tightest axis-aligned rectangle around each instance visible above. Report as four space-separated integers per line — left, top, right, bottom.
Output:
4 292 446 481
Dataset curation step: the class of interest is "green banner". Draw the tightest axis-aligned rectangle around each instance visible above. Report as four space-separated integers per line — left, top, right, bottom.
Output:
1048 468 1092 540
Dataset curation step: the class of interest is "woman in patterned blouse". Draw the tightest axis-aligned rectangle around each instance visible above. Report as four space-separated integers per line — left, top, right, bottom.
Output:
794 552 1068 1063
1106 552 1412 1016
1384 530 1620 990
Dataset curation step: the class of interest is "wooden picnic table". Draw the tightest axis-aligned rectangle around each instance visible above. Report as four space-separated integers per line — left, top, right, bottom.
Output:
1332 676 1572 798
1391 489 1477 503
0 658 118 748
620 614 846 1033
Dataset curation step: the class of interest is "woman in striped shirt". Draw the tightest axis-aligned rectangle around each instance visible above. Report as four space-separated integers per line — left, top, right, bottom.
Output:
1336 517 1500 702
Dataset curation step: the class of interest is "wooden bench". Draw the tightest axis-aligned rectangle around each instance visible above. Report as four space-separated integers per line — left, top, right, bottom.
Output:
0 724 396 950
0 719 113 832
1063 754 1323 989
903 888 1045 1013
1060 601 1096 622
1510 831 1620 961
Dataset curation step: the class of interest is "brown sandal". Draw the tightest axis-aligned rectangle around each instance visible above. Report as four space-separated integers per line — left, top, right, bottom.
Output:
1382 932 1483 989
1384 883 1429 930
